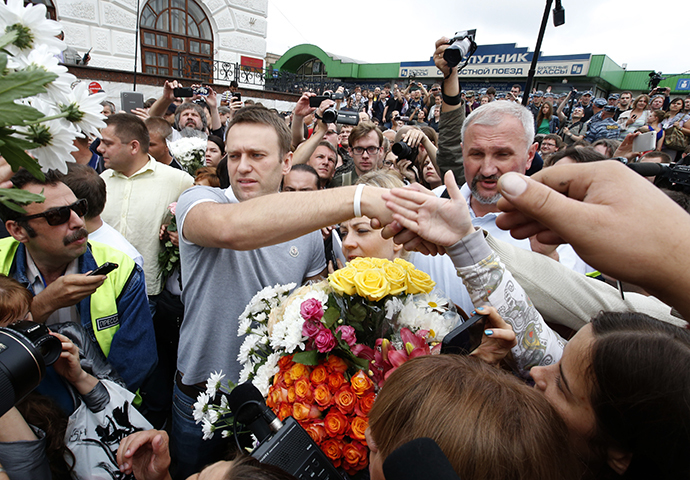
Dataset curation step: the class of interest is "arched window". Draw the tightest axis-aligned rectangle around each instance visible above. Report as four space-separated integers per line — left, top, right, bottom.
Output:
140 0 213 79
296 59 327 80
25 0 56 20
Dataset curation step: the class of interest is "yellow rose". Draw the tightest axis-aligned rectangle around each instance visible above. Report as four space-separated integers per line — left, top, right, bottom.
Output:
393 258 416 271
329 266 357 295
370 258 388 268
354 268 390 301
406 267 436 294
383 262 408 296
348 257 377 271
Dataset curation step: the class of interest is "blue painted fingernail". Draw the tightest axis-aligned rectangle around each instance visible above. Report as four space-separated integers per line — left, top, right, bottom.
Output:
476 306 485 311
471 310 476 315
484 329 493 336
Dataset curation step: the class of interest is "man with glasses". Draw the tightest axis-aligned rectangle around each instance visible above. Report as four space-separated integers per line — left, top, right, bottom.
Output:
330 122 384 187
0 169 157 392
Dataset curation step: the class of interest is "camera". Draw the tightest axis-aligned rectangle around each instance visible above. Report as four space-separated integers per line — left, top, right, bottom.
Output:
0 321 62 417
444 29 477 69
648 71 666 90
194 86 210 96
322 108 359 126
309 91 333 108
392 141 419 161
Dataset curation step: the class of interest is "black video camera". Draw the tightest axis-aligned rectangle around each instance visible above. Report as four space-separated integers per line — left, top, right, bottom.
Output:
0 321 62 417
444 29 477 69
392 141 419 161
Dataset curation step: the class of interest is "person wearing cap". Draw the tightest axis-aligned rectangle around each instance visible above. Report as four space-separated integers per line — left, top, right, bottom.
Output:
577 90 595 122
529 90 544 117
543 92 555 106
585 105 620 143
608 94 619 106
585 98 608 127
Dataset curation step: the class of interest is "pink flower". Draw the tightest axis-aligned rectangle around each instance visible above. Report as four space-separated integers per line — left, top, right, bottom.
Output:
336 325 357 347
168 202 177 215
302 320 321 339
314 327 337 353
351 344 374 360
300 298 324 322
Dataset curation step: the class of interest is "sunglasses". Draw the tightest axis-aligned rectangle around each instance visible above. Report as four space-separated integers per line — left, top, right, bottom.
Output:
18 198 88 226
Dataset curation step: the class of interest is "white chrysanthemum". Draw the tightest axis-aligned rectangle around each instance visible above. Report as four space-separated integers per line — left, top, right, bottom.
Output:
205 370 225 398
220 394 229 411
16 97 78 173
0 0 63 54
238 362 253 383
8 44 75 101
237 316 252 336
192 392 210 424
253 352 280 397
201 418 215 440
385 297 404 320
205 408 219 424
222 429 231 438
61 82 106 138
237 334 261 364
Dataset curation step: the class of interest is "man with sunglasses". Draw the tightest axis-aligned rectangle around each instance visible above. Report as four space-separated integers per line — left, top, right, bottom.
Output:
330 122 384 187
0 169 157 393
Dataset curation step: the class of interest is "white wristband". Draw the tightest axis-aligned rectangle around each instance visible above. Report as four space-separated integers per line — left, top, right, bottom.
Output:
353 184 365 218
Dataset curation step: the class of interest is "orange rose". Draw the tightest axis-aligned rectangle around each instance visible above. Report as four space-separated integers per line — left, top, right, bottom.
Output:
342 440 369 475
321 438 343 467
334 386 356 415
287 386 296 404
326 355 348 373
278 355 295 370
289 363 311 382
327 372 346 392
314 384 333 409
292 402 312 422
350 416 368 441
310 365 328 385
324 410 349 436
304 422 327 445
295 377 314 402
350 370 375 396
277 403 291 421
355 392 376 417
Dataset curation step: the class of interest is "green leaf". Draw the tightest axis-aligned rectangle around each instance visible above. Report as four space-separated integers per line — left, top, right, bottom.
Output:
0 187 45 213
0 138 44 179
0 31 18 51
0 52 7 73
0 130 38 150
292 350 319 366
0 101 44 128
0 69 57 104
322 306 339 329
348 354 370 371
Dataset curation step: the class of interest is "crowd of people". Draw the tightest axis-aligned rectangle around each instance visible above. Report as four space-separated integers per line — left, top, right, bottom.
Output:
0 35 689 480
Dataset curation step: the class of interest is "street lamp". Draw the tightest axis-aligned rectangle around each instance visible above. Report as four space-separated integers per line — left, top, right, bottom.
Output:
522 0 565 106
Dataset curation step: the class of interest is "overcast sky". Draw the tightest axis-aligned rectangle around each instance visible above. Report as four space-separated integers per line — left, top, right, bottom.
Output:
266 0 688 76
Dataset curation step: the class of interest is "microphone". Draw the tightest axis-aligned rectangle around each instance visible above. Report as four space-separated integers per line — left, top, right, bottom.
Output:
627 162 670 177
229 382 283 443
383 438 461 480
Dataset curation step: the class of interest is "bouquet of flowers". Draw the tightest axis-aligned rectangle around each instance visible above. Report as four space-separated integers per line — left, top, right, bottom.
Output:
158 202 179 282
168 136 206 176
196 258 460 475
0 0 106 208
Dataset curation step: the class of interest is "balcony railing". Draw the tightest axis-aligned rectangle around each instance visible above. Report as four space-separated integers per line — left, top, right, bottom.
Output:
174 53 365 94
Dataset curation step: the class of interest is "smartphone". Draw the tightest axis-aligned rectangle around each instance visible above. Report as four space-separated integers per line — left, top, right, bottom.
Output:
80 47 92 65
173 87 194 97
120 91 144 113
441 313 487 355
88 262 118 276
232 92 242 102
632 131 656 152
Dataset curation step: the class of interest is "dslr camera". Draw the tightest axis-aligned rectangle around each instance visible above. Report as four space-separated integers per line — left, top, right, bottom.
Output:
392 141 419 161
0 321 62 417
444 29 477 69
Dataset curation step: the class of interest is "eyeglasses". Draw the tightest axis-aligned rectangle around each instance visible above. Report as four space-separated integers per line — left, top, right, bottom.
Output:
352 146 380 156
18 199 88 226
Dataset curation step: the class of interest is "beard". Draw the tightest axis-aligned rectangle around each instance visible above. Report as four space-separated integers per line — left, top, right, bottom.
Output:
64 228 88 246
470 174 502 205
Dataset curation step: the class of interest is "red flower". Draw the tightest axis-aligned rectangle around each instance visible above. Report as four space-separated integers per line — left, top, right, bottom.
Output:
327 372 346 392
314 327 337 353
350 370 375 396
321 438 343 468
314 384 333 409
304 422 328 445
349 416 368 441
310 365 328 385
300 298 324 322
326 355 348 373
342 440 368 475
334 387 356 415
324 410 349 437
355 392 376 417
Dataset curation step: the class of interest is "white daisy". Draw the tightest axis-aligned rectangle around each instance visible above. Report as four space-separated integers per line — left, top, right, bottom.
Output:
192 392 210 424
201 418 215 440
205 370 225 398
8 44 75 101
0 0 63 54
17 97 78 173
205 408 219 424
60 82 106 138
